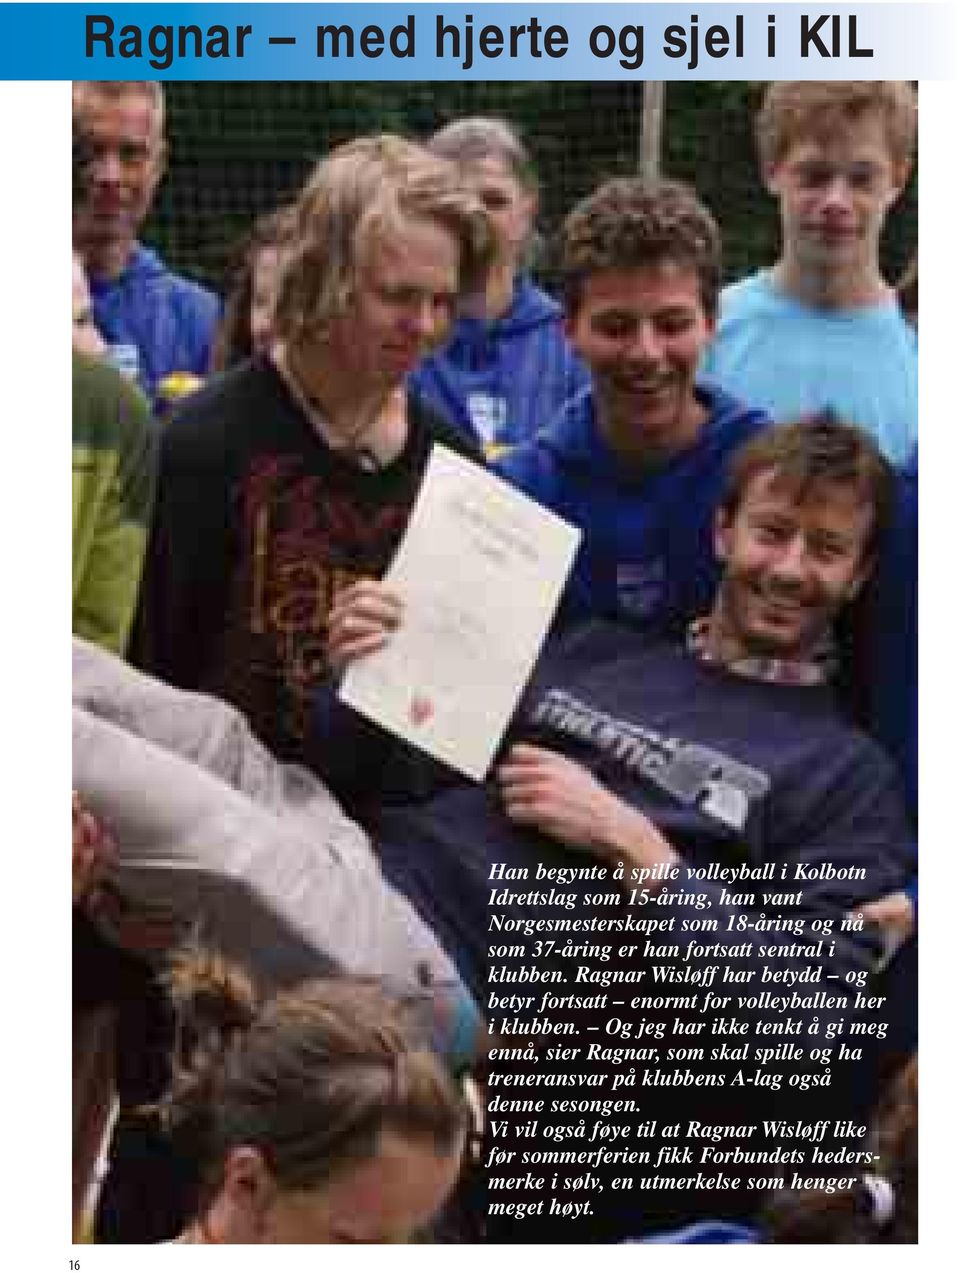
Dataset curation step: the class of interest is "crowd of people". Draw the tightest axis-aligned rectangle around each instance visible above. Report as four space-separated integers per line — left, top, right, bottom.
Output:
72 79 918 1244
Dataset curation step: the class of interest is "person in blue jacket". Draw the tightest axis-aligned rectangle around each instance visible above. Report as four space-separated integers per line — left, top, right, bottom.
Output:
497 175 769 635
410 117 588 453
862 449 918 827
73 81 219 405
856 449 918 1068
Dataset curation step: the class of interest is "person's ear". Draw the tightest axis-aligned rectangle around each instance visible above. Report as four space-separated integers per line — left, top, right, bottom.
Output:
761 162 783 199
886 158 912 210
142 132 167 205
846 555 876 603
152 137 168 184
521 187 538 225
563 306 580 346
714 506 734 564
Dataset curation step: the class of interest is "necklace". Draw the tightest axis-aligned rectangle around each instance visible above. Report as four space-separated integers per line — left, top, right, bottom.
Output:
274 344 402 471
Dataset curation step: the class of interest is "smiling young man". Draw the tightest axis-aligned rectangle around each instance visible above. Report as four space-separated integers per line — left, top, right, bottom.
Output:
496 176 769 633
315 416 914 1240
72 81 219 403
708 440 875 669
703 82 917 465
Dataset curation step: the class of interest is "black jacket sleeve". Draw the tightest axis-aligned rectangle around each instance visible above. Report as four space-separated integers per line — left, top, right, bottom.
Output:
130 398 231 689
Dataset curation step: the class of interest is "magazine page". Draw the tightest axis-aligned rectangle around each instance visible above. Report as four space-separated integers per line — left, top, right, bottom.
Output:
15 1 945 1264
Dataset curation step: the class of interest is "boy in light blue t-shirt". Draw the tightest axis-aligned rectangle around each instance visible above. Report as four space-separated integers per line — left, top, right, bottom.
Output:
703 81 917 465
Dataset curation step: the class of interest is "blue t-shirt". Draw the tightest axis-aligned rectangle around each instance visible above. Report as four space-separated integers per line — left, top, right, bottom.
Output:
409 275 589 451
496 382 769 633
702 270 917 465
90 244 220 406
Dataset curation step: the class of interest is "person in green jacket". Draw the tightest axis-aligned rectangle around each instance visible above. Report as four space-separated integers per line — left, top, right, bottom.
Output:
72 349 157 655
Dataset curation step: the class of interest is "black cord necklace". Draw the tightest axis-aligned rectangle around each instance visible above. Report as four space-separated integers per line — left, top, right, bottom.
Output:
276 345 385 471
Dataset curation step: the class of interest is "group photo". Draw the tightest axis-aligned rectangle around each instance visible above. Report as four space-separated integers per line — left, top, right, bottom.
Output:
71 78 918 1245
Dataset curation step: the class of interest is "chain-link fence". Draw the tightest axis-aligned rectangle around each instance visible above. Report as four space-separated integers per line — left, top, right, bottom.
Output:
147 81 917 295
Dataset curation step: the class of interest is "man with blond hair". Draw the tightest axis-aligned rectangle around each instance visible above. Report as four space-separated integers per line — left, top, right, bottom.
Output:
100 143 492 1241
136 134 492 766
73 80 219 401
704 81 917 465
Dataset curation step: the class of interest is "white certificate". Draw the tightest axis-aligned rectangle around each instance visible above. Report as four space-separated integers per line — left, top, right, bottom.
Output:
339 444 581 781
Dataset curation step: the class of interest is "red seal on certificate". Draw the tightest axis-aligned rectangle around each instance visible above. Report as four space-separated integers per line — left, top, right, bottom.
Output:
410 693 434 727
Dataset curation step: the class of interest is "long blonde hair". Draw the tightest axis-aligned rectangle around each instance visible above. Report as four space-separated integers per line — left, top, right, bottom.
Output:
272 134 493 347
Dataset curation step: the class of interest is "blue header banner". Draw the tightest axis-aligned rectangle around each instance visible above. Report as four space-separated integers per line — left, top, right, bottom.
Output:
0 3 954 80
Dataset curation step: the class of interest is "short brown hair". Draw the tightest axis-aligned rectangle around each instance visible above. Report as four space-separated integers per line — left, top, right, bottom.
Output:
160 949 468 1199
558 177 721 320
272 134 493 346
720 415 895 561
756 81 917 170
